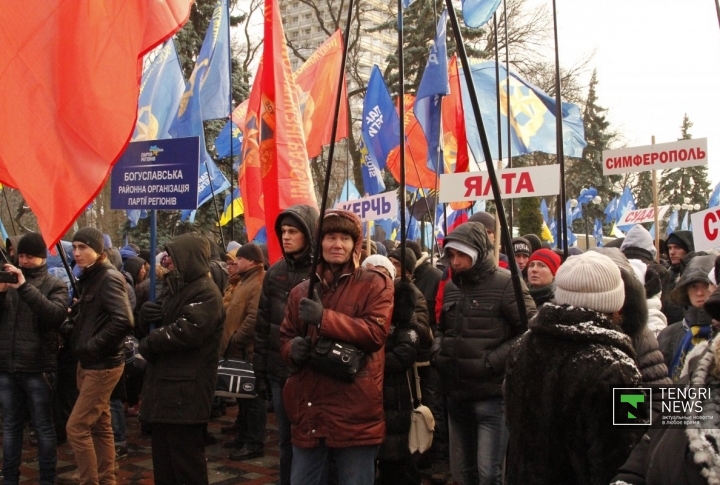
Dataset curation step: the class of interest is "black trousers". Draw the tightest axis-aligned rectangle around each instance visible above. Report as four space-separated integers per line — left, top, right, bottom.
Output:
151 423 208 485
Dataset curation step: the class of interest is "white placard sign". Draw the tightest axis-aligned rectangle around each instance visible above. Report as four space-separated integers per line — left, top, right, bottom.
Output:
617 206 670 226
603 138 707 176
438 165 560 203
334 191 398 222
690 206 720 252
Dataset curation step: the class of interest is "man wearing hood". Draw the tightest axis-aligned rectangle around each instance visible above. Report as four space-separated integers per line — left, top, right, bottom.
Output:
138 233 224 485
431 221 536 484
661 230 695 324
279 210 393 485
0 232 68 484
254 204 318 485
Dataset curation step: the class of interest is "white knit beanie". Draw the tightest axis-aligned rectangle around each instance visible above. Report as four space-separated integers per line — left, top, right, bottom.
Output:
554 251 625 313
362 254 396 280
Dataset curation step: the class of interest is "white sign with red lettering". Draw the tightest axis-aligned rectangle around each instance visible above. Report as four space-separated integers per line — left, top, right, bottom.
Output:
617 206 670 226
690 207 720 252
602 138 708 175
438 165 559 203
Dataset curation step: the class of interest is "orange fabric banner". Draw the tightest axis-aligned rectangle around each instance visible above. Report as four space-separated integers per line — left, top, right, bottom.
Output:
239 62 265 243
294 29 349 160
0 0 193 247
443 55 470 173
260 0 318 262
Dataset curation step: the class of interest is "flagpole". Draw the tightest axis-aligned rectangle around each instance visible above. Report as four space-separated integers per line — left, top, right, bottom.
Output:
55 242 79 299
551 0 568 258
651 135 660 263
306 0 355 303
504 0 513 232
226 0 235 243
715 0 720 31
444 0 528 328
493 12 503 264
2 190 16 236
205 159 226 249
398 0 408 282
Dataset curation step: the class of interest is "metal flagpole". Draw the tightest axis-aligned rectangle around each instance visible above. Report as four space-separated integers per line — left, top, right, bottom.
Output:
398 0 408 282
504 0 513 232
226 0 235 243
551 0 568 258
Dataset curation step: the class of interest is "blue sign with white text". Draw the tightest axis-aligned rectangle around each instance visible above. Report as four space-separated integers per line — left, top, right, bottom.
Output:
111 137 200 210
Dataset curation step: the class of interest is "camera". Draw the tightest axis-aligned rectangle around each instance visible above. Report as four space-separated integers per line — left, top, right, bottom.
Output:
0 271 18 284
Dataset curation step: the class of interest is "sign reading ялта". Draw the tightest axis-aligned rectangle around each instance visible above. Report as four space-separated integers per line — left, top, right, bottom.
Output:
439 165 560 203
602 138 707 176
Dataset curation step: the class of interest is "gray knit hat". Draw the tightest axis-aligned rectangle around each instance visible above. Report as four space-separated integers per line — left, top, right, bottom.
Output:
554 251 625 313
72 227 105 255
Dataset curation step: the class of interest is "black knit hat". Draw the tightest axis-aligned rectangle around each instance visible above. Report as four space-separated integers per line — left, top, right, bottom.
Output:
72 227 104 255
389 248 417 275
235 243 264 264
512 237 531 256
16 232 47 259
279 214 303 231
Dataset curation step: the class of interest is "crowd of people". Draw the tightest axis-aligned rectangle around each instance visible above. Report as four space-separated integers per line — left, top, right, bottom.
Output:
0 208 718 485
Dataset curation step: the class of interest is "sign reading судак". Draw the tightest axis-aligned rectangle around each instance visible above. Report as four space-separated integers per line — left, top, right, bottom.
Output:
334 191 398 222
617 206 670 226
602 138 707 176
111 137 200 211
438 165 560 203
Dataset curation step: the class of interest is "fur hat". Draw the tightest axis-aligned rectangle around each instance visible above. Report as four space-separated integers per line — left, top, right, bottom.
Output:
389 247 417 275
467 211 496 230
235 244 264 264
554 251 625 314
362 254 396 279
528 248 561 276
16 232 47 259
621 224 657 258
512 237 531 256
320 211 361 242
72 227 104 255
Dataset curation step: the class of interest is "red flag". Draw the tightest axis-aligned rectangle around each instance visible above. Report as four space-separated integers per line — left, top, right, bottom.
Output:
239 62 265 243
294 30 349 159
0 1 193 247
260 0 318 262
443 55 470 173
386 95 439 190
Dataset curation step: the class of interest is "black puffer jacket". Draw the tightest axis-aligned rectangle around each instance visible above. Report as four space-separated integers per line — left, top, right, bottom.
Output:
254 205 318 383
139 234 224 424
70 259 134 370
506 304 645 485
0 264 68 372
412 257 442 330
433 222 536 402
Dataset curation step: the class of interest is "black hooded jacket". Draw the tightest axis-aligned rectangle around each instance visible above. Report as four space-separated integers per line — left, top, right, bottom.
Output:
434 222 536 401
254 204 319 383
661 231 695 324
138 233 224 424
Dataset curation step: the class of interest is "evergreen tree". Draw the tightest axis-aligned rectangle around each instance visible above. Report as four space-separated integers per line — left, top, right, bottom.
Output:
517 197 543 238
564 71 619 233
658 114 711 210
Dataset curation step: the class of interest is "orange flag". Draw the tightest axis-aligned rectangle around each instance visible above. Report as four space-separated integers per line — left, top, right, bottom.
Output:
239 62 266 243
0 1 193 247
443 55 470 174
294 30 349 159
386 95 439 190
260 0 318 261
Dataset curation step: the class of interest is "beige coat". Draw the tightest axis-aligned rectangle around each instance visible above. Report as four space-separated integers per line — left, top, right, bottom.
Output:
220 264 265 361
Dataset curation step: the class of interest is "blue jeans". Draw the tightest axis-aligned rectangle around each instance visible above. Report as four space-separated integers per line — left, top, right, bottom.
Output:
447 397 508 485
271 378 292 485
110 398 126 446
0 372 56 485
291 442 379 485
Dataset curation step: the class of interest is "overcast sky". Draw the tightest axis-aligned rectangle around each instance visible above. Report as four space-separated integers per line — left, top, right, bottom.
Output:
531 0 720 190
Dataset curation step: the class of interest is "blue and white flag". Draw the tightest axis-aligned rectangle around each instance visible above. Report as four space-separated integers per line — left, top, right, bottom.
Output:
362 66 400 173
708 181 720 209
462 0 502 28
666 209 679 237
604 196 619 223
593 218 604 248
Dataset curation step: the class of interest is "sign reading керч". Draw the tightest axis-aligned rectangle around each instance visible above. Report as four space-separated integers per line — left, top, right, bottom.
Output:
602 138 707 176
111 137 200 211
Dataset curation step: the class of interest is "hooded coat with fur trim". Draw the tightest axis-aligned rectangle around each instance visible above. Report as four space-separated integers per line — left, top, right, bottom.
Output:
505 304 645 485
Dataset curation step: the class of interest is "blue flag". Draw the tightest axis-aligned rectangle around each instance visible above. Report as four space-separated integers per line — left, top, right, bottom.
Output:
649 223 656 239
215 120 243 160
681 211 689 231
415 10 449 174
362 66 400 172
359 139 386 196
460 62 586 164
604 196 619 223
709 181 720 209
540 198 549 223
462 0 502 28
615 186 637 221
577 187 598 206
566 199 583 224
132 40 185 141
548 217 557 247
180 158 231 222
593 218 604 248
666 209 679 237
337 179 362 203
126 210 148 229
567 226 577 247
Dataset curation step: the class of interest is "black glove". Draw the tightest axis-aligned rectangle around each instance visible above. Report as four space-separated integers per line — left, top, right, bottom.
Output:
140 301 163 325
430 336 442 361
299 290 323 326
290 336 311 364
392 281 418 325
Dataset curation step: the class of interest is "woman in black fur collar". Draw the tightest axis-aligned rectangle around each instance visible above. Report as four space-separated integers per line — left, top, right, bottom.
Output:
505 251 645 485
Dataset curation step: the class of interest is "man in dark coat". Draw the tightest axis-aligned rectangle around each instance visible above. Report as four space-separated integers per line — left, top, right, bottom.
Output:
279 210 393 485
254 204 318 485
661 230 695 324
0 232 68 484
431 221 536 485
138 233 224 485
505 251 645 485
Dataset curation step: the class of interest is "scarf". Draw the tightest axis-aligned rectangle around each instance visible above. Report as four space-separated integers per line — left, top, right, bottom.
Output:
669 308 713 382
